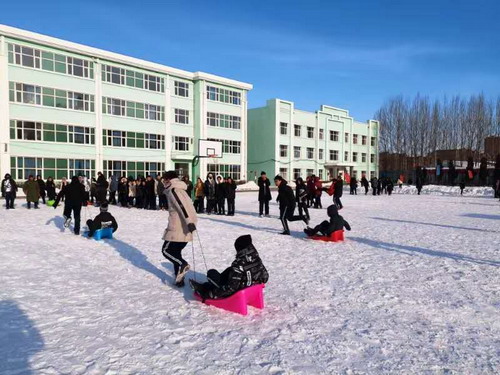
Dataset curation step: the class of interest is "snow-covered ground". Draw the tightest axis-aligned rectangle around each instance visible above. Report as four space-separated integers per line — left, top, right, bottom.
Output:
1 192 499 374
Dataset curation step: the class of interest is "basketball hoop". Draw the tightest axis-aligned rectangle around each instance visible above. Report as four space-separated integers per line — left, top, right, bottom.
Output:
208 154 219 165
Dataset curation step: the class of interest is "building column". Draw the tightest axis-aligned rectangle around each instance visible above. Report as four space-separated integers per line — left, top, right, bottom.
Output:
164 76 173 171
0 36 11 178
240 90 248 181
94 59 103 175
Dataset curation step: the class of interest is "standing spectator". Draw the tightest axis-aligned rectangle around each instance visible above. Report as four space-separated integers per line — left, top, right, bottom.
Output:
81 176 91 204
194 177 205 213
416 166 424 195
89 178 97 204
118 177 129 207
23 175 40 209
397 177 403 189
53 176 86 235
448 160 457 186
387 179 394 195
145 175 157 210
334 176 344 209
361 175 369 195
45 177 56 201
350 177 358 195
295 177 310 222
1 173 18 209
466 156 474 185
216 176 227 215
36 175 46 204
257 171 272 217
59 177 68 202
109 175 118 205
183 175 193 198
274 175 307 235
370 176 378 196
136 178 145 208
314 176 323 209
306 176 316 207
377 177 383 195
95 172 109 206
204 173 217 215
479 157 488 186
226 177 237 216
157 175 167 210
494 154 500 199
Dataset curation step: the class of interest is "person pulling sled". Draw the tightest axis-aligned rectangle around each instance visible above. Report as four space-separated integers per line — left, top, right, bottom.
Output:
190 234 268 300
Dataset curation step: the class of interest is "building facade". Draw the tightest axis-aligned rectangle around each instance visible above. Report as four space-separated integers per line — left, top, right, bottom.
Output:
248 99 379 181
0 25 252 182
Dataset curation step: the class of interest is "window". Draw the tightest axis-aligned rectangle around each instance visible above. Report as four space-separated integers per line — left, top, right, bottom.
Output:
280 145 288 158
294 124 301 137
206 86 241 105
145 133 165 149
370 171 375 179
353 134 358 144
102 64 164 92
68 92 92 111
293 168 301 180
174 81 189 97
307 127 314 139
103 160 165 179
353 152 358 162
345 132 349 143
307 147 314 159
10 156 95 180
319 129 324 140
371 154 375 163
145 104 162 121
319 169 324 180
280 122 288 135
173 136 191 151
68 126 93 144
175 109 189 124
329 150 339 161
10 121 95 145
11 83 41 105
9 43 94 79
306 169 314 177
279 167 288 180
362 135 367 145
207 164 241 180
371 137 376 147
13 121 42 141
102 96 164 121
329 131 339 142
103 130 164 149
294 146 301 159
104 97 125 116
362 153 367 163
207 112 241 129
344 151 349 162
319 149 324 160
207 138 241 155
103 130 126 147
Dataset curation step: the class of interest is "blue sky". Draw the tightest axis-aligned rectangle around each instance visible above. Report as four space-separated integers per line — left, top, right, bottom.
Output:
1 0 499 121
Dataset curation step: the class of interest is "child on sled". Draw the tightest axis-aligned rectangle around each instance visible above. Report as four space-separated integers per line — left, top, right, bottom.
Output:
304 204 351 237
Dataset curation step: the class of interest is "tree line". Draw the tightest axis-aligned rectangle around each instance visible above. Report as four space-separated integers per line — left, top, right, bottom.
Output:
374 94 500 163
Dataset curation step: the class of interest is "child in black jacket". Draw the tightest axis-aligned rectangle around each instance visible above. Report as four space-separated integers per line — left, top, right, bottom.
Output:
86 202 118 237
304 205 351 237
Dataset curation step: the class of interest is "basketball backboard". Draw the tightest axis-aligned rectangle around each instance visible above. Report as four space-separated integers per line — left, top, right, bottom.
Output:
198 139 223 158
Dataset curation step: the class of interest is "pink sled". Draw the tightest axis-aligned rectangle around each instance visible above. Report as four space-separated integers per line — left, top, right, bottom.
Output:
194 284 265 315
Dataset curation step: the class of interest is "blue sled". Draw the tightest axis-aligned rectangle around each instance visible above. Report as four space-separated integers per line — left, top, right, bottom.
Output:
91 227 114 240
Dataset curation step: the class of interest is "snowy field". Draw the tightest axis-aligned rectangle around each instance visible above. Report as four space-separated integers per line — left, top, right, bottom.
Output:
1 192 499 374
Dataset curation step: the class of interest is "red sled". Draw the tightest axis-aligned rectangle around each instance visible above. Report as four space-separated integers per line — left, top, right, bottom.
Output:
310 230 344 242
194 284 265 315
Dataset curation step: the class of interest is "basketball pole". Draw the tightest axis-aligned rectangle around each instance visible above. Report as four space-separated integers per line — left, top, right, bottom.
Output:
191 155 200 200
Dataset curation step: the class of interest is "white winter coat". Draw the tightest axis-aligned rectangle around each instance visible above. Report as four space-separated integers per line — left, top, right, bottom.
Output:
163 178 198 242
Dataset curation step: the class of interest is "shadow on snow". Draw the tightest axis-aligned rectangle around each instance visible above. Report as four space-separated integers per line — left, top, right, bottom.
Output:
370 217 498 233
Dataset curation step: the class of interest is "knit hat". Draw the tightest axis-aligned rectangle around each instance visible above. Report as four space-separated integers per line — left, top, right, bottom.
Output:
100 202 109 212
234 234 252 252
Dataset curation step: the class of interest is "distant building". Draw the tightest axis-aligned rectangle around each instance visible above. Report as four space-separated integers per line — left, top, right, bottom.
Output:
248 99 379 181
484 136 500 159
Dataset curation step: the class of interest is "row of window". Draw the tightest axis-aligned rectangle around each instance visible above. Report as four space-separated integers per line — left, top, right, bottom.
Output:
8 43 94 79
101 64 165 92
207 163 241 180
207 138 241 154
103 161 165 179
280 144 376 163
10 156 95 180
102 97 165 121
207 112 241 129
10 120 95 144
206 86 241 105
9 82 95 112
280 122 377 146
280 168 377 182
102 130 165 149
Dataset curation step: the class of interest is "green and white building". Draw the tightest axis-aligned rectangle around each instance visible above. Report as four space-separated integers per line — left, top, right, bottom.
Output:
0 24 251 182
248 99 379 181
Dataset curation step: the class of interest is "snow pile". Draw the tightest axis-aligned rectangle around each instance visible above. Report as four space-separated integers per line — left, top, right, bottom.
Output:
236 180 259 191
393 184 495 197
1 193 499 373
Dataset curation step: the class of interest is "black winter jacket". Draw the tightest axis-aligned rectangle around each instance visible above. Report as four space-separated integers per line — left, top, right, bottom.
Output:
334 179 343 197
204 179 217 199
54 177 86 207
296 182 307 203
88 211 118 236
216 182 227 199
277 180 296 211
257 177 272 202
226 181 237 200
1 177 18 196
325 205 351 235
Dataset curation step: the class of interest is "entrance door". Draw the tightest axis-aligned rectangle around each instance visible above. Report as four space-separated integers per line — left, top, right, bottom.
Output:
174 163 190 178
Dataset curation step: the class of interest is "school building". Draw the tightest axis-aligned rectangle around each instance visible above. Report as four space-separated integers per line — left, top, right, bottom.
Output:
248 99 379 181
0 24 252 182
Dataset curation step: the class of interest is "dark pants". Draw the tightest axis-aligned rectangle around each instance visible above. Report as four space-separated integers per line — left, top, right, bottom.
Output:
118 193 128 207
310 220 330 236
40 193 46 204
86 219 103 237
314 195 322 209
194 197 204 213
259 200 269 216
298 202 310 220
217 198 225 214
227 198 235 215
162 241 188 276
63 203 81 233
27 201 39 209
109 191 117 204
364 185 369 195
334 196 343 209
159 194 167 209
280 206 303 232
206 198 216 214
350 187 357 195
146 195 156 210
372 188 377 196
5 193 15 208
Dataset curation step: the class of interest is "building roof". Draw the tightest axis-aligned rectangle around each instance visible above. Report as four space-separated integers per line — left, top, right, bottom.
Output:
0 24 253 91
